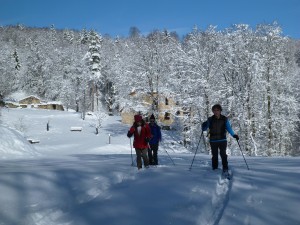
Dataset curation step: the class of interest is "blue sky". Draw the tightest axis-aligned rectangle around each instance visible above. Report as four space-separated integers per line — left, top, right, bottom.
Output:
1 0 299 39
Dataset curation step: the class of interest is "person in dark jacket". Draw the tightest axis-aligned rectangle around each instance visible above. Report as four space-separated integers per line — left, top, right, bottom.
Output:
127 114 151 169
202 104 239 172
148 114 162 165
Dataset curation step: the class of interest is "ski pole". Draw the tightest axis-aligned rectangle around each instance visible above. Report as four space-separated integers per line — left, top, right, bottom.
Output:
236 139 250 170
154 143 175 166
202 131 207 153
130 138 134 166
189 131 203 171
164 148 175 166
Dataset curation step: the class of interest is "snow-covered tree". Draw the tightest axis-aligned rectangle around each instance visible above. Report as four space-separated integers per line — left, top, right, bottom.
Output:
0 24 299 155
173 26 224 150
255 23 299 155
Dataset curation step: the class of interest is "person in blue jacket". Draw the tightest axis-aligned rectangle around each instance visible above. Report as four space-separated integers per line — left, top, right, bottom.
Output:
202 104 239 172
148 114 162 165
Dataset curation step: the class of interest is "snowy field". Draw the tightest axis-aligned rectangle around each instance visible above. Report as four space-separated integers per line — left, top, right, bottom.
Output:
0 108 299 225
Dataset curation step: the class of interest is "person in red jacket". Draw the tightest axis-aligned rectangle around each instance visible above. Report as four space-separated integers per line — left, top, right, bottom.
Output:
127 114 151 169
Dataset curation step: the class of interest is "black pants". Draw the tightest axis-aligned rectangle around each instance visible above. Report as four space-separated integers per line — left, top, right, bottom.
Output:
148 144 159 165
210 141 228 170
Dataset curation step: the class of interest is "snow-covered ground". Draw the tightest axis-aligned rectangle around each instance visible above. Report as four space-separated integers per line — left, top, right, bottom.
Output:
0 108 299 225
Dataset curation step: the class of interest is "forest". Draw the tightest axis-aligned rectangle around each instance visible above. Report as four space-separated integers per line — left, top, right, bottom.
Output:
0 23 299 156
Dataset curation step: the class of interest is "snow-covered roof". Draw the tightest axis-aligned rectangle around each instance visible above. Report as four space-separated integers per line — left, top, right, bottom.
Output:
7 91 41 102
47 101 63 105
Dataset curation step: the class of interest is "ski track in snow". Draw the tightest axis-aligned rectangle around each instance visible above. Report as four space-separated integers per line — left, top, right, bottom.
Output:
195 169 233 225
211 171 233 225
0 156 234 225
166 159 233 225
2 109 299 225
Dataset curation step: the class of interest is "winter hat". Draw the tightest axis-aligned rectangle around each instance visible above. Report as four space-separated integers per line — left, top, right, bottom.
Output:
134 114 142 122
212 104 222 111
150 114 155 120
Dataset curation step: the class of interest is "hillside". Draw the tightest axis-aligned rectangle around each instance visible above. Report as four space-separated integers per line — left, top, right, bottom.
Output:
0 108 299 225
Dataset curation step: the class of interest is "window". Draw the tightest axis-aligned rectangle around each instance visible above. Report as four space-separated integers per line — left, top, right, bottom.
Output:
164 112 171 120
165 98 169 105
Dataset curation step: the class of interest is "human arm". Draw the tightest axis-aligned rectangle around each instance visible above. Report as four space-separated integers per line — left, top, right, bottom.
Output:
202 120 209 131
158 126 162 142
225 119 239 140
127 126 135 138
144 124 152 143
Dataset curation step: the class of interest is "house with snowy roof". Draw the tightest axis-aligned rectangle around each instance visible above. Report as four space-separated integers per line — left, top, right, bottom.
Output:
4 92 64 111
120 90 186 129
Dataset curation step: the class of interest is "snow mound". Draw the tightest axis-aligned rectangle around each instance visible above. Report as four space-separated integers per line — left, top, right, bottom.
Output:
0 126 40 159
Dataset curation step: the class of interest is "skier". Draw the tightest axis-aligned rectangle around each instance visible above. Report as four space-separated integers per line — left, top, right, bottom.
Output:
202 104 239 173
127 114 151 169
148 114 162 165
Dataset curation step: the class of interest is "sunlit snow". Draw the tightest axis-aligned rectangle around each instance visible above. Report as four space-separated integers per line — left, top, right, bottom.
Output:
0 108 299 225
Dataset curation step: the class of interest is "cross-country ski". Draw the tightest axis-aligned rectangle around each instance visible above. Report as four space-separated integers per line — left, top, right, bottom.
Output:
222 170 232 180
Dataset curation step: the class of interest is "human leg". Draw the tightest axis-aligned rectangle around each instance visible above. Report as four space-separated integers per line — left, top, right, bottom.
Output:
148 148 154 165
135 148 143 169
219 142 228 171
210 142 219 169
141 148 149 167
150 144 159 165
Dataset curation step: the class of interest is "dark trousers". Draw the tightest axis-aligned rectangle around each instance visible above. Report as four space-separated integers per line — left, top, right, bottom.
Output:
148 144 159 165
135 148 149 169
210 142 228 170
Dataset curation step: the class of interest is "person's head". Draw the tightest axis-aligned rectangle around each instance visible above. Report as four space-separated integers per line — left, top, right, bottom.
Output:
134 114 143 126
149 114 155 124
212 104 222 117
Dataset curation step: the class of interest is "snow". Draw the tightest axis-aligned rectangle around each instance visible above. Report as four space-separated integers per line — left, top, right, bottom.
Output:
0 108 299 225
5 91 29 102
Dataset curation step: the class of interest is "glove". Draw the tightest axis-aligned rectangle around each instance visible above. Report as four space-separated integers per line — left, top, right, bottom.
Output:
202 122 207 131
233 134 239 141
145 137 150 143
127 127 135 138
127 131 133 138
